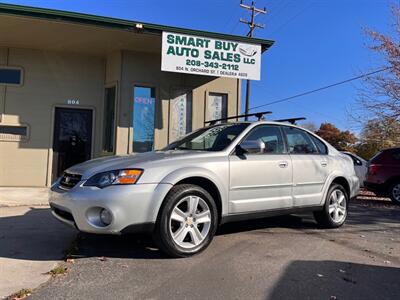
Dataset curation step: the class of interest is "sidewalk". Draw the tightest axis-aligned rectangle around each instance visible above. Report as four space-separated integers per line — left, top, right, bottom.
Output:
0 206 76 298
0 187 50 207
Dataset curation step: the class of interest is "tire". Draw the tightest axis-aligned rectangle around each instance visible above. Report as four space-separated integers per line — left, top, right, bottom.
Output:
153 184 218 258
313 183 348 228
388 182 400 205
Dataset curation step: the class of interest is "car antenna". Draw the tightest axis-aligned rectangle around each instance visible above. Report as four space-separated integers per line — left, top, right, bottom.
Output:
274 117 306 125
205 111 272 126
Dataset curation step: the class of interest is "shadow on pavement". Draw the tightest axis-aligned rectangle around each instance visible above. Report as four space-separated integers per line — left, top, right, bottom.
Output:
268 260 400 300
0 207 76 261
62 214 321 260
1 202 398 261
64 202 400 260
347 201 400 226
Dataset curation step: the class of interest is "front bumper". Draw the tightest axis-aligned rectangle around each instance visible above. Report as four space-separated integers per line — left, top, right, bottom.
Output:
49 181 172 235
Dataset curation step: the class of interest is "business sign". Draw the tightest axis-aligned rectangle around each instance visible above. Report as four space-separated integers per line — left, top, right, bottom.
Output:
170 93 189 141
161 31 261 80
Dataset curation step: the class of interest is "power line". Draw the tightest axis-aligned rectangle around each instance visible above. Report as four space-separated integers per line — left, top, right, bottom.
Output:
239 0 267 120
269 1 313 35
249 66 392 111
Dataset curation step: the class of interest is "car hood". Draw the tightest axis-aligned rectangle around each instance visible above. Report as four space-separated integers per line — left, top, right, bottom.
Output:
65 150 214 179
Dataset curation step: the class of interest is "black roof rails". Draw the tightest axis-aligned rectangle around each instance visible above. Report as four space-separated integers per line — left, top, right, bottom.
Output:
274 117 306 125
205 111 272 126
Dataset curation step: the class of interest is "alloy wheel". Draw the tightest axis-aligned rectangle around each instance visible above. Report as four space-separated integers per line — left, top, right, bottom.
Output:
392 183 400 202
169 195 212 249
328 189 347 223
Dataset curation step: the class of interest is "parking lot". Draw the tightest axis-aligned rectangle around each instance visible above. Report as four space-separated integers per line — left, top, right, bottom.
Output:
18 197 398 300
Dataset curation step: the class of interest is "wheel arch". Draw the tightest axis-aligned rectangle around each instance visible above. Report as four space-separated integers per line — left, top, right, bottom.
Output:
320 174 353 205
384 176 400 189
174 177 223 224
157 167 227 224
331 176 351 199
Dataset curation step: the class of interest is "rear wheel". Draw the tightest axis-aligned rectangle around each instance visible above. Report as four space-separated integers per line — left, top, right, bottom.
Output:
314 183 348 228
388 182 400 205
154 184 218 258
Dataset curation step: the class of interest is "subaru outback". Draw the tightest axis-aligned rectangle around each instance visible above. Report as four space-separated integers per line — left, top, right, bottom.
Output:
50 120 359 257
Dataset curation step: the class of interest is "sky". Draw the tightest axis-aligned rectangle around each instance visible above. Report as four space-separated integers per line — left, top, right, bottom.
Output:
1 0 394 132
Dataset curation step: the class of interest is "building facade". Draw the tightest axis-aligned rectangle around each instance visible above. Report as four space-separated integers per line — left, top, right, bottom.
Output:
0 3 273 187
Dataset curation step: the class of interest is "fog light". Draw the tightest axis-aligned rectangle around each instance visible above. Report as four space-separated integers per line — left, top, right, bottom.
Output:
99 208 112 226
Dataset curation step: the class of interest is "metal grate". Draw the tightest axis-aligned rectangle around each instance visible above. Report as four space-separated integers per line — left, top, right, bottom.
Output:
59 172 82 189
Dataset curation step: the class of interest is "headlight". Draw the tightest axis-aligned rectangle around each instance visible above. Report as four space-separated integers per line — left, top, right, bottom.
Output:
84 169 143 188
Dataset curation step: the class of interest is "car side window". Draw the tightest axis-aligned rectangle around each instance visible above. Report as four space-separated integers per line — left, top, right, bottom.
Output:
310 134 328 154
283 127 318 154
392 150 400 161
243 125 285 154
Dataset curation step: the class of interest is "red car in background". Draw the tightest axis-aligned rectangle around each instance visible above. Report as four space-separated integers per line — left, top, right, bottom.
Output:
364 147 400 204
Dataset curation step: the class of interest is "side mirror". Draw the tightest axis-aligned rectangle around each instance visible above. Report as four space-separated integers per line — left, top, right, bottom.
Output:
237 140 265 154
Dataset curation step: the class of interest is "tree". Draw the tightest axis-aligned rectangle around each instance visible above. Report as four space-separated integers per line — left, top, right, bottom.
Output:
300 122 318 132
356 118 400 159
359 5 400 120
315 123 357 151
353 5 400 158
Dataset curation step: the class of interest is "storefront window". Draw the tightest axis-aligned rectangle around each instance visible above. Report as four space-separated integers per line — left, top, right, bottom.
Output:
169 91 192 142
132 86 156 152
0 67 22 85
206 93 228 123
102 86 116 153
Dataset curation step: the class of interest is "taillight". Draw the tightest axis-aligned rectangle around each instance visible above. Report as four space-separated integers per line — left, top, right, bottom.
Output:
368 164 381 175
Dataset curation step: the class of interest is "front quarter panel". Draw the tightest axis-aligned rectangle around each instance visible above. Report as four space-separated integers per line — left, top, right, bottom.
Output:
159 163 229 216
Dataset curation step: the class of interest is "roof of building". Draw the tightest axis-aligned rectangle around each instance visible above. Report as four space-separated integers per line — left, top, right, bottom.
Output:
0 3 274 52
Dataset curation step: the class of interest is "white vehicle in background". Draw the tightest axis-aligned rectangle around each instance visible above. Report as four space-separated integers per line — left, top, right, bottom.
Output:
342 152 368 188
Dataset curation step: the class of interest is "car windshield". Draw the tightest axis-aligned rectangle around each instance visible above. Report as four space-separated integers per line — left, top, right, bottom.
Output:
165 123 249 151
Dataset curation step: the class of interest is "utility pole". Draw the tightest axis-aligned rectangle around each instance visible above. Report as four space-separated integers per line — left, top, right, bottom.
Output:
239 0 266 120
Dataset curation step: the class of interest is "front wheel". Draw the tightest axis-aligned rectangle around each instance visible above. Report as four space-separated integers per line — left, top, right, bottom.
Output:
154 184 218 258
314 183 348 228
388 182 400 205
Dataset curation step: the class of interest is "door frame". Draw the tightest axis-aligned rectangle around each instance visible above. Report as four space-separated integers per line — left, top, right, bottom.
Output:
228 124 293 213
129 82 159 153
101 82 119 156
46 105 96 186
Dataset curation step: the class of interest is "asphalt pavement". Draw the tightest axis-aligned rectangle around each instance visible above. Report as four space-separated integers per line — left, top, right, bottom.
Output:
0 206 75 299
29 199 400 300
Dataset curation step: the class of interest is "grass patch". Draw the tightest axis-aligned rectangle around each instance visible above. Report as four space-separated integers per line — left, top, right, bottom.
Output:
6 288 32 299
47 265 68 276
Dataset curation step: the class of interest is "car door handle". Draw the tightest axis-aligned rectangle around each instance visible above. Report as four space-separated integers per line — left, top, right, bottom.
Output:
321 161 328 167
279 161 288 168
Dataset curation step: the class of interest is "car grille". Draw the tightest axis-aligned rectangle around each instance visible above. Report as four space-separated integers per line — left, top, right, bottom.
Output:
60 172 82 190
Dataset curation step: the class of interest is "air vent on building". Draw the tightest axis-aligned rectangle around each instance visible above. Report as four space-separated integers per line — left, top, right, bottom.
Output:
0 124 29 141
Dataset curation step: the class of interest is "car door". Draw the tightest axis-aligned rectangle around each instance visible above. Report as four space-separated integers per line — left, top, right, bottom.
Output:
229 125 293 214
282 126 330 207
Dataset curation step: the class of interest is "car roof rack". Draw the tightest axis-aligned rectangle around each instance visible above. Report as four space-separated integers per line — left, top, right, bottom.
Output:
274 117 306 125
205 111 272 126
